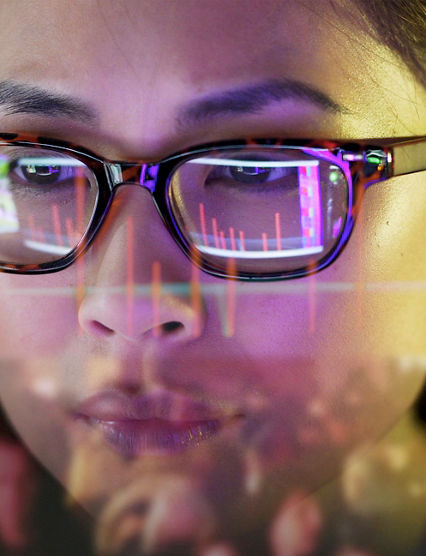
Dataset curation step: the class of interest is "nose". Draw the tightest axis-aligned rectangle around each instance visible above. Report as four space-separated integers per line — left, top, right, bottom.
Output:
77 184 205 343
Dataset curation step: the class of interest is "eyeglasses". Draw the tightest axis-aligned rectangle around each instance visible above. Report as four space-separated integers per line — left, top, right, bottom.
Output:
0 133 424 280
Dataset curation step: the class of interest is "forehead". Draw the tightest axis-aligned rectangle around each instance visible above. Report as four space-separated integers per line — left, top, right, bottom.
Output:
0 2 344 85
0 0 424 143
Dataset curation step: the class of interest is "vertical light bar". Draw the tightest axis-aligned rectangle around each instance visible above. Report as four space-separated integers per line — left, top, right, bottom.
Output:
152 260 161 337
239 230 246 251
262 232 268 251
310 164 322 246
275 212 282 250
212 218 219 248
65 218 74 247
199 202 208 246
229 227 236 251
75 166 86 239
356 195 365 328
332 216 343 238
51 204 64 246
190 246 202 338
27 214 37 241
127 216 135 337
220 230 226 250
75 166 86 330
308 259 316 334
225 257 236 337
298 164 322 249
0 177 19 233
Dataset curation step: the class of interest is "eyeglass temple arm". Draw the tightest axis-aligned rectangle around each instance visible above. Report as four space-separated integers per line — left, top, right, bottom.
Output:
390 138 426 177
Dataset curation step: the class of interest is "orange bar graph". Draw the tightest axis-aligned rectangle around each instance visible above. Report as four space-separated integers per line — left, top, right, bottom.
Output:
275 212 282 250
212 218 219 248
229 227 236 251
199 203 208 246
239 230 246 251
262 232 268 251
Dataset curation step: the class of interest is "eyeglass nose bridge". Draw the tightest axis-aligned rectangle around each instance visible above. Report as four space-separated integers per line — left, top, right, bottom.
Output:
107 161 160 193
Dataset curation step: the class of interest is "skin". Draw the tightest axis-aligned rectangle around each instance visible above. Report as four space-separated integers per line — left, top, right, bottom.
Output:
0 441 37 549
0 0 424 553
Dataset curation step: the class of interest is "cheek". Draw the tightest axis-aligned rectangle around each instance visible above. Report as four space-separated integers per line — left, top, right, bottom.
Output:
231 176 425 431
0 273 78 357
363 175 425 357
310 176 425 411
0 275 77 480
0 368 71 486
319 174 426 358
367 176 426 282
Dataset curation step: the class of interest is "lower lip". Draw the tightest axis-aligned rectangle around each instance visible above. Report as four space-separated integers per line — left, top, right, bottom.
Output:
80 417 222 457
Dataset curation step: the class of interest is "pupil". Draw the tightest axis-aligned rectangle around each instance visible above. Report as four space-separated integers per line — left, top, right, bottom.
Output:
230 165 270 183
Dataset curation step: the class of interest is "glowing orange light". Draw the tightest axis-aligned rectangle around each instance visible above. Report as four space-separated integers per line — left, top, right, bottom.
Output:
262 232 268 251
199 202 208 246
275 212 282 250
212 218 219 248
229 226 236 251
239 230 246 251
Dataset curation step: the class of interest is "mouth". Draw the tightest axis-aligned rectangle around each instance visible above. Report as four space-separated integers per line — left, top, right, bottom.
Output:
79 417 223 457
73 390 241 457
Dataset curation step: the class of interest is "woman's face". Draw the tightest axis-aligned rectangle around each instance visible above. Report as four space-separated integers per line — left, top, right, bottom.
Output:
0 0 424 542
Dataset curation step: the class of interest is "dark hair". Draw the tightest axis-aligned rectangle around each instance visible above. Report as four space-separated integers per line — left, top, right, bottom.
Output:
353 0 426 87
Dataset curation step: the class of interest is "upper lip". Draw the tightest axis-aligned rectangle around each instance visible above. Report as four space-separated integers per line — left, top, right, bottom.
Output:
74 390 233 423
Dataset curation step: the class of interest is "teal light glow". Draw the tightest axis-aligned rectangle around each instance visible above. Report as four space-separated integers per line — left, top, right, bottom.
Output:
329 170 340 183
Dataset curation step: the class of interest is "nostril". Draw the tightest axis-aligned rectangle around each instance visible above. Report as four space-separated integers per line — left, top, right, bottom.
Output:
89 320 115 337
161 321 184 333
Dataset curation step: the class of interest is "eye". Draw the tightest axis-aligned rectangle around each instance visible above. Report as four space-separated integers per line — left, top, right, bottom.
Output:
229 164 278 184
205 157 296 189
11 156 76 186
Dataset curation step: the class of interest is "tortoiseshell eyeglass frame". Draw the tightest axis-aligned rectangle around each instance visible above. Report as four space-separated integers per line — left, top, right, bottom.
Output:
0 133 425 280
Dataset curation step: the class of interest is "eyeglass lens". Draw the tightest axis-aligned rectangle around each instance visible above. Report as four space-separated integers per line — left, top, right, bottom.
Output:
168 148 349 274
0 145 349 274
0 147 97 265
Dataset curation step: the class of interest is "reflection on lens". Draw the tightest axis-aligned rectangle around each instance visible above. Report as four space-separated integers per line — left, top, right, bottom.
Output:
168 148 348 276
0 147 98 265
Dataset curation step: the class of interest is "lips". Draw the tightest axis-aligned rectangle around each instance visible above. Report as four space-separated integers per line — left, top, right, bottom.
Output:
73 390 238 457
85 417 221 457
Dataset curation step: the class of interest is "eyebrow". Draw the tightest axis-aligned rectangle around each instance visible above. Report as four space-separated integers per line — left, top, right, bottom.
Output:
0 80 98 123
177 78 346 128
0 78 345 131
